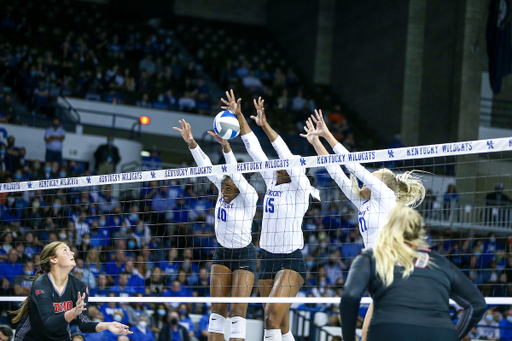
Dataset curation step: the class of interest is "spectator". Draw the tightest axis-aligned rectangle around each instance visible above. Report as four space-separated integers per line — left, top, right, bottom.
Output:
4 135 20 173
324 253 346 284
139 55 156 75
142 147 162 171
178 92 196 112
126 294 151 327
90 274 110 297
149 304 168 340
136 93 152 108
99 293 129 325
177 304 195 340
145 266 167 295
0 249 24 293
476 309 500 340
443 184 458 219
73 258 96 289
500 309 512 341
111 273 137 297
99 184 120 214
196 309 209 341
105 250 126 284
94 136 121 174
0 94 15 123
195 267 210 297
158 311 190 341
44 117 66 165
124 259 145 294
242 71 264 93
164 280 190 309
12 260 34 296
0 325 13 341
291 90 307 111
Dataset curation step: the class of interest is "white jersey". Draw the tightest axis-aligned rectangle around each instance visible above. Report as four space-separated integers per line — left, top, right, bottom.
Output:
241 132 319 254
190 145 257 249
325 143 396 249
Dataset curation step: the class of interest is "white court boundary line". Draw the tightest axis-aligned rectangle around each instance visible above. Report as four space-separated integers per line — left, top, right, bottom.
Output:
0 296 510 305
1 137 511 193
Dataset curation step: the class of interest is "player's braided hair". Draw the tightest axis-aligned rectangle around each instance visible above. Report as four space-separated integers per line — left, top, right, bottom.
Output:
10 242 66 323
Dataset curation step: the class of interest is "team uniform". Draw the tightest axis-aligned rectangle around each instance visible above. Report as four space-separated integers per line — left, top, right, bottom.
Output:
340 248 487 341
326 143 396 249
241 132 319 281
15 273 98 341
190 145 258 273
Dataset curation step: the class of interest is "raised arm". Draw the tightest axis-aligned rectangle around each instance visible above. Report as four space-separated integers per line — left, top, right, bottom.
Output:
309 111 394 202
303 115 363 207
173 120 218 185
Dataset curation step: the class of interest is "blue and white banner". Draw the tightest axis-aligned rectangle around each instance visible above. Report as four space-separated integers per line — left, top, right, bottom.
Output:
2 137 511 193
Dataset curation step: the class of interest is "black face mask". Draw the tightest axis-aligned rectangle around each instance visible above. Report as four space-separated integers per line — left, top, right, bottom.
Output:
328 260 335 266
170 318 178 325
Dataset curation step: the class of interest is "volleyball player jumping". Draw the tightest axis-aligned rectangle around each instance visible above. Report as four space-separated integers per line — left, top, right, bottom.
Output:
340 204 486 341
10 242 131 341
174 120 258 341
223 90 319 341
302 110 425 340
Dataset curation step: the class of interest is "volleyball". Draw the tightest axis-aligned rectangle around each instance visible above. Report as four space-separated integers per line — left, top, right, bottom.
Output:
213 110 240 140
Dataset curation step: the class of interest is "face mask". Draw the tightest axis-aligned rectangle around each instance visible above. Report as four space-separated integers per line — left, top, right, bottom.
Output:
490 237 496 243
90 207 96 214
7 197 15 204
474 251 481 257
170 318 178 325
149 242 157 249
25 270 32 276
120 227 127 233
59 233 67 240
486 314 494 322
158 309 166 316
136 226 144 233
59 171 66 178
508 316 512 324
70 166 77 172
45 166 51 172
320 281 326 287
138 321 147 329
328 260 335 266
179 310 187 315
15 173 22 180
33 202 40 208
130 213 138 220
306 261 314 268
108 141 113 146
83 239 90 245
113 314 122 322
99 220 106 227
53 203 61 210
0 149 5 154
128 241 136 249
53 124 59 128
182 263 190 270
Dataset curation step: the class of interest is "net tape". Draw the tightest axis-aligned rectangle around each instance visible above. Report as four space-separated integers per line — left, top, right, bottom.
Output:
1 137 510 193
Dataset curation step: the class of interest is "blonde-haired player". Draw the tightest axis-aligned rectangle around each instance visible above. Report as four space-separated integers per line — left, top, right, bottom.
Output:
302 110 425 340
340 204 486 340
174 120 258 341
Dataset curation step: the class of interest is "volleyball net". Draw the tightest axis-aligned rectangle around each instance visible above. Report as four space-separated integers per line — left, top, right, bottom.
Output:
1 136 512 317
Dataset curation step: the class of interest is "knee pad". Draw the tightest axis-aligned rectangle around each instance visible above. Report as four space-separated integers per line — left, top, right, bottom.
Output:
208 313 226 335
230 316 247 339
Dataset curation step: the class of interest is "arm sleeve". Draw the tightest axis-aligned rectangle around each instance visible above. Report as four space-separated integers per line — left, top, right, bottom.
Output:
240 132 273 186
325 164 363 207
31 283 68 331
76 285 99 333
333 143 395 203
189 145 220 186
224 150 259 208
449 262 487 339
340 254 373 341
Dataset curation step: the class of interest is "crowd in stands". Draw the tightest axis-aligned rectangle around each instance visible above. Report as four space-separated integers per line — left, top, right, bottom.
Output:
0 0 364 153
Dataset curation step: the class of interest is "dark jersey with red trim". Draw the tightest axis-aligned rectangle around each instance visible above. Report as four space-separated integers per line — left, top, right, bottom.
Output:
340 248 487 341
15 273 98 341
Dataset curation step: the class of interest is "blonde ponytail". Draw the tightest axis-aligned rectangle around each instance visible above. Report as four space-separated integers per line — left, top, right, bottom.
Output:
350 169 425 208
373 204 429 287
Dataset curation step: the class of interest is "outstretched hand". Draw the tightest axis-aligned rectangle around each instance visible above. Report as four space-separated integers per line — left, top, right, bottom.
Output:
221 89 242 117
207 131 229 147
250 97 267 127
72 292 87 317
173 119 194 144
107 322 132 335
300 117 320 144
306 110 330 138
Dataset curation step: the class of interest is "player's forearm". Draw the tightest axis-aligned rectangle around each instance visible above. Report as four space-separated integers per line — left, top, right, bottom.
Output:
310 139 329 156
236 112 252 136
221 142 231 153
95 322 110 332
324 131 339 149
261 122 279 143
186 139 198 150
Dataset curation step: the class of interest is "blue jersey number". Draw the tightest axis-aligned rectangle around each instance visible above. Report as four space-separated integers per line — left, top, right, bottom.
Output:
359 217 367 233
217 208 227 222
265 197 275 213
